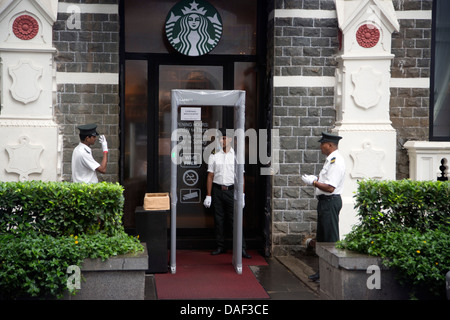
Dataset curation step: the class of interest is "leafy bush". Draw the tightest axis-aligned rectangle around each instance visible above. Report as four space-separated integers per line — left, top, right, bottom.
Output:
337 179 450 298
353 179 449 232
0 181 125 236
0 181 143 299
0 231 143 299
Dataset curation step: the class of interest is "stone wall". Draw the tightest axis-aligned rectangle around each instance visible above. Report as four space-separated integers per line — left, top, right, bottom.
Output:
390 0 432 179
271 0 339 256
270 0 432 256
53 0 120 182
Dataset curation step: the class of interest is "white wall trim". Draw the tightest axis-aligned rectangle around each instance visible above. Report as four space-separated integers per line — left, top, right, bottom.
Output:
57 73 429 89
274 9 337 19
395 10 432 20
56 72 118 85
272 9 431 20
273 76 430 89
390 77 430 88
274 76 335 87
57 3 118 14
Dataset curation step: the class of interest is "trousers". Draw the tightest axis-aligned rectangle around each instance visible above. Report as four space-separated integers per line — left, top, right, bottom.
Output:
211 185 246 250
316 195 342 242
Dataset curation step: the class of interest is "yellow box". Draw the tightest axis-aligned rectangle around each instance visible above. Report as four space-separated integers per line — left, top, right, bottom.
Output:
143 193 170 210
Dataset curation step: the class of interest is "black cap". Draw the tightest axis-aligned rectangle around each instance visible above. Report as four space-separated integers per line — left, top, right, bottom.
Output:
318 132 342 144
77 124 99 136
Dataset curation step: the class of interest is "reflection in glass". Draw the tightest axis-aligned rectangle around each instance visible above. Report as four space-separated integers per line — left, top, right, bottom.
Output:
159 65 223 228
433 0 450 138
123 60 148 228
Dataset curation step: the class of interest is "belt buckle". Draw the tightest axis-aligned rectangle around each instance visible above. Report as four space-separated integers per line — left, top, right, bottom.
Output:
221 185 228 190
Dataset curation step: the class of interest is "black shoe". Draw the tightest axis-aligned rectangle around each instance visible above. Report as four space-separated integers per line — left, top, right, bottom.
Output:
242 250 252 259
211 248 226 255
308 272 320 282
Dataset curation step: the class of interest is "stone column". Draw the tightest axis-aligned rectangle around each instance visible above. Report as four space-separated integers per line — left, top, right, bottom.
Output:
333 0 400 236
0 0 61 181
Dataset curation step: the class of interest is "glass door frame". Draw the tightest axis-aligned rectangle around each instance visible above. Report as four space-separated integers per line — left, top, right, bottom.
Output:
121 53 259 192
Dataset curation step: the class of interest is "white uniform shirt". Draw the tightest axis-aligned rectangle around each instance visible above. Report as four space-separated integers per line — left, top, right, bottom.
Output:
72 143 100 183
316 150 345 196
207 148 235 186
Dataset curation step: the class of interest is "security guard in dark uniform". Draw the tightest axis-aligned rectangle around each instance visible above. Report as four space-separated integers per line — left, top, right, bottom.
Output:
302 132 345 282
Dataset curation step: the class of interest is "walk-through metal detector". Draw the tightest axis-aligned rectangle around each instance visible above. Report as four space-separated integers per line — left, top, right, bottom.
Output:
170 89 246 274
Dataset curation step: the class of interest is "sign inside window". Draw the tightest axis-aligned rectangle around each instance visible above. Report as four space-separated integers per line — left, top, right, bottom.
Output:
165 0 223 56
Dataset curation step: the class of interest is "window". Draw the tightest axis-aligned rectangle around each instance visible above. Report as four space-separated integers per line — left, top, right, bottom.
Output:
431 0 450 140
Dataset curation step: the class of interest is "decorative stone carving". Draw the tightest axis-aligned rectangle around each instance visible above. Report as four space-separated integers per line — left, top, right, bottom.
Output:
351 66 382 109
5 136 44 181
8 59 43 104
356 24 380 48
12 14 39 40
334 0 399 239
0 0 60 182
350 141 385 179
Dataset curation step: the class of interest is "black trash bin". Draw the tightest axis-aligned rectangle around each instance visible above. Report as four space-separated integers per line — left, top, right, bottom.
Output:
135 206 168 273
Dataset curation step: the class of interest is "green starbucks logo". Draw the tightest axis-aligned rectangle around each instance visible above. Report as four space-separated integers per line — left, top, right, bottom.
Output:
165 0 222 56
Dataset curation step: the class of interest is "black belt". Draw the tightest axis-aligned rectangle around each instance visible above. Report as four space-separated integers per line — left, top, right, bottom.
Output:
317 194 341 201
213 183 234 190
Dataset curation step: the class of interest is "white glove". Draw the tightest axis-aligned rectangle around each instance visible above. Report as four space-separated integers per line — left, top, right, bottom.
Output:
234 193 245 208
99 135 108 152
203 196 211 208
302 174 317 186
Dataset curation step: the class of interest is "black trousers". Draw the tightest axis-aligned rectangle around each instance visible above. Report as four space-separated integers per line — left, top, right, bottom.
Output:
316 195 342 242
211 185 246 250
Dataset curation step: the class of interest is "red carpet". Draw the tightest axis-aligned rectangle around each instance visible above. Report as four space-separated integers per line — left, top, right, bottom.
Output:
155 250 269 299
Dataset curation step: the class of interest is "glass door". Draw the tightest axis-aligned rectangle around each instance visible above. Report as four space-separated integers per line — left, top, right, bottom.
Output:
159 65 224 228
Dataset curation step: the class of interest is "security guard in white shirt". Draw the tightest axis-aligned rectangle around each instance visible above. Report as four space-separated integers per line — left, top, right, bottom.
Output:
302 132 345 282
72 124 108 183
203 128 251 259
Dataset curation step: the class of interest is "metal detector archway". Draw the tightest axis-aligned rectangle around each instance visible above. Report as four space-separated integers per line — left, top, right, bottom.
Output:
170 89 245 274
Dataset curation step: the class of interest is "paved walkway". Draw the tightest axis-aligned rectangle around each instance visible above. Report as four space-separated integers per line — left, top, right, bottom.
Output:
144 253 320 300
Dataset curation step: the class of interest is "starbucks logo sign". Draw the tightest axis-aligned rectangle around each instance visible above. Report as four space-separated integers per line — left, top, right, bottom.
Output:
165 0 223 56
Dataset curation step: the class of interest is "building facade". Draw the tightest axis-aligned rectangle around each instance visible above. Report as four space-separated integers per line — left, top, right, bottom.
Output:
0 0 447 258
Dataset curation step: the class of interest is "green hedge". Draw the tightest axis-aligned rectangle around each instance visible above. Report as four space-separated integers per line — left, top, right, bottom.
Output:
338 179 450 298
353 179 449 232
0 232 143 299
0 181 143 299
0 181 125 236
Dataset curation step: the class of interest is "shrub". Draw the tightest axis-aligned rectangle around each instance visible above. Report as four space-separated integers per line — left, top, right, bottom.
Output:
0 181 125 236
337 179 450 298
0 231 143 299
0 181 144 299
353 179 449 233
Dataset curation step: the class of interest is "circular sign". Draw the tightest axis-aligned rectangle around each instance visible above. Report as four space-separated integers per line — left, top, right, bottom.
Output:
183 169 199 186
356 24 380 48
13 15 39 40
165 0 223 56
